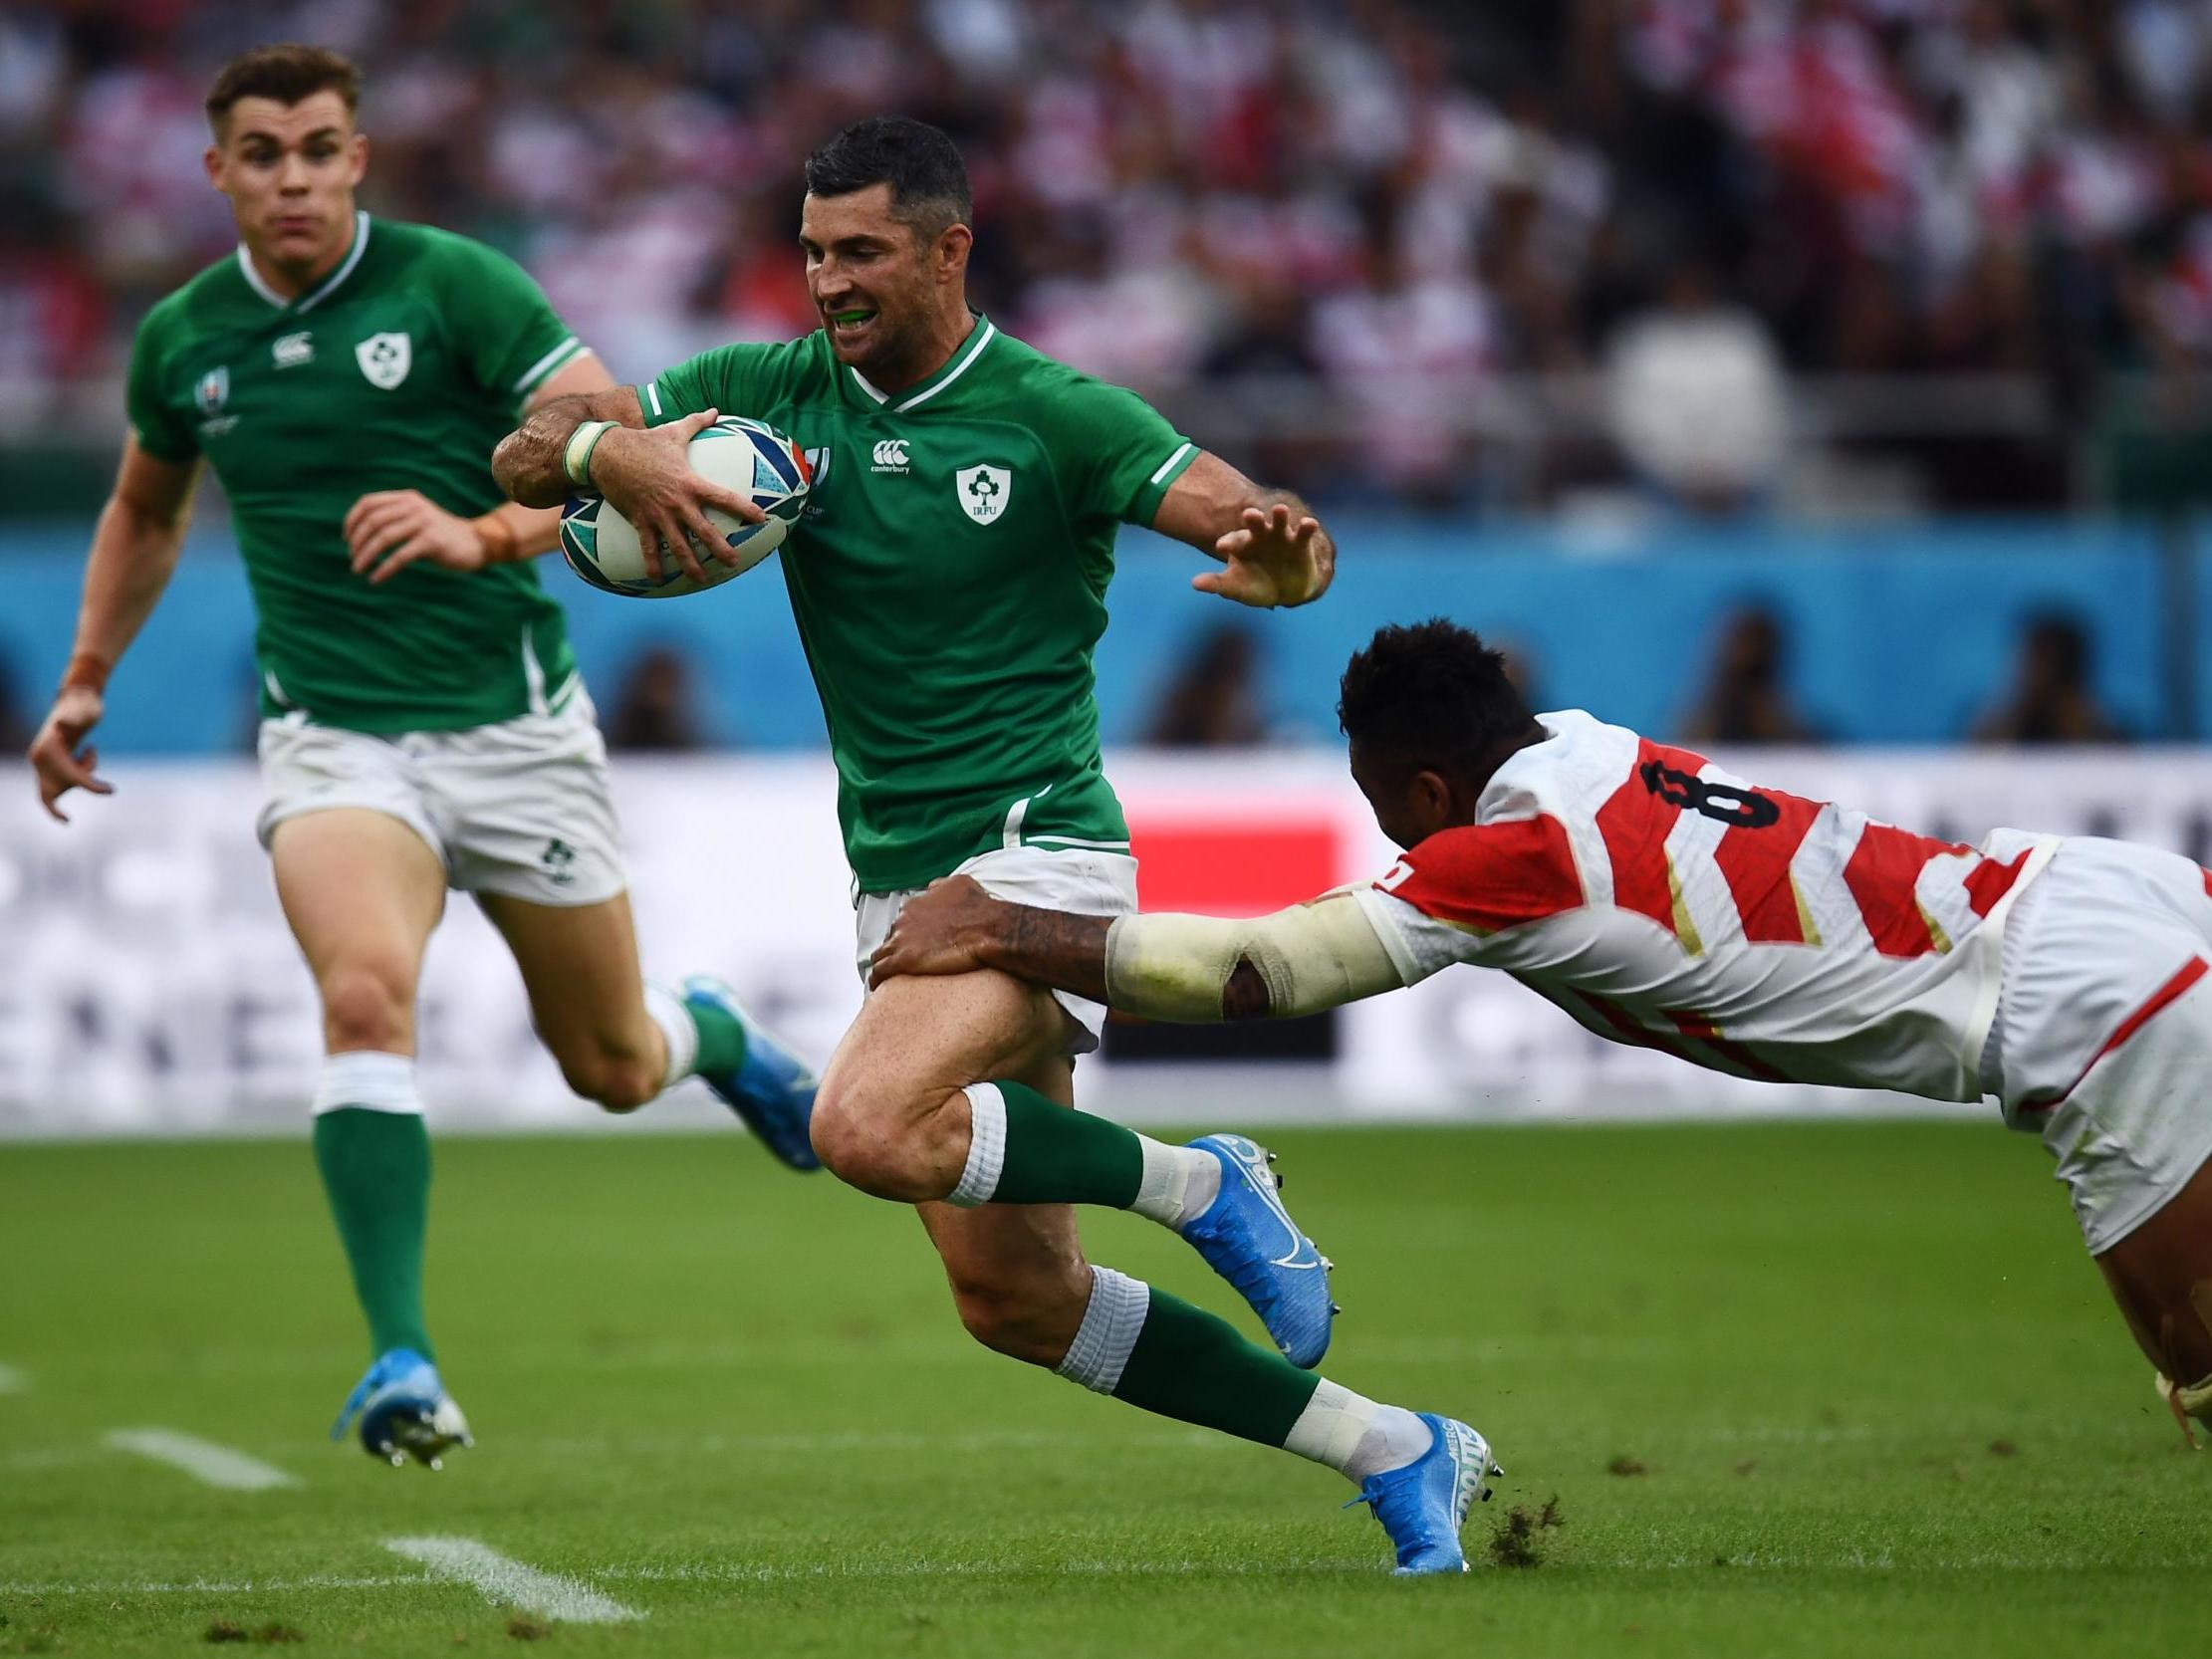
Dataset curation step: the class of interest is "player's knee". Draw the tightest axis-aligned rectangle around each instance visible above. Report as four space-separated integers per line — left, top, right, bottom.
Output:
946 1268 1089 1368
319 962 413 1052
810 1070 956 1199
549 1030 660 1114
808 1087 905 1195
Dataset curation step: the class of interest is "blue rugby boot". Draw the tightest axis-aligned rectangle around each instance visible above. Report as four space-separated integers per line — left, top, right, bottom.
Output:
683 975 821 1171
1176 1134 1336 1368
1349 1413 1502 1574
332 1348 472 1470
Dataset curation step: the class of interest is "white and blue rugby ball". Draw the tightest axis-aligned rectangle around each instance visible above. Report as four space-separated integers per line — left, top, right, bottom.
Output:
560 415 810 598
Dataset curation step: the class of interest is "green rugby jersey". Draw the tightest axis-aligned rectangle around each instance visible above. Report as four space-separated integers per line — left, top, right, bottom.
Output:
643 318 1198 891
125 213 588 732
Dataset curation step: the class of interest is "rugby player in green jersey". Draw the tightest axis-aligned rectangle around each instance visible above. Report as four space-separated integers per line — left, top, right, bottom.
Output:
496 118 1498 1571
23 46 820 1471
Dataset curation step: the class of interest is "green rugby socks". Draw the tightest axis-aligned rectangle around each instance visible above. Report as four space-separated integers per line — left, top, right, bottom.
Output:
312 1056 433 1361
686 995 750 1076
641 983 750 1086
1053 1268 1433 1481
948 1079 1221 1222
1054 1268 1318 1445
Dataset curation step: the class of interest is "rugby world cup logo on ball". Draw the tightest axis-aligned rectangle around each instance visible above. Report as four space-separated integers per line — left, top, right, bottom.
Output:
561 416 811 598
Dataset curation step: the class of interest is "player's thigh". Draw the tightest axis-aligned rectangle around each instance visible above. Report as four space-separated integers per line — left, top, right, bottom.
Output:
819 965 1072 1130
2094 1148 2212 1384
475 887 654 1063
269 808 447 1047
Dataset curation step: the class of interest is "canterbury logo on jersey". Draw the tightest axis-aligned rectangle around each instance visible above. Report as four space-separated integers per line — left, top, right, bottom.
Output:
272 332 313 369
870 439 909 472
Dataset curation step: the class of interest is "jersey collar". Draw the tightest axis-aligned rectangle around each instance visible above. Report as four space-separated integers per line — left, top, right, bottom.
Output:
848 314 997 413
236 210 371 315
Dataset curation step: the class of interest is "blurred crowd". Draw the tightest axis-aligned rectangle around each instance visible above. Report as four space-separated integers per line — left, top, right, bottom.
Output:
11 0 2212 509
571 604 2132 753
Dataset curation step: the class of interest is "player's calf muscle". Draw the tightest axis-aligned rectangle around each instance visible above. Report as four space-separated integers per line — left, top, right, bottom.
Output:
2096 1153 2212 1388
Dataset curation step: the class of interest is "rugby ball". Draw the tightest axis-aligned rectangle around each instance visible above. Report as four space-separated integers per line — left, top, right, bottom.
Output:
560 416 810 598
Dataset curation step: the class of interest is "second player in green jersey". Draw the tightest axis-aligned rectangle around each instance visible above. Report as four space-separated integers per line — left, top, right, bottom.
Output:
126 212 585 731
30 44 822 1473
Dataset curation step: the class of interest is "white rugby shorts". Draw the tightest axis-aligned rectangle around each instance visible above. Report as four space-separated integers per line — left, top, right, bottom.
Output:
1986 835 2212 1254
854 843 1139 1055
255 688 625 907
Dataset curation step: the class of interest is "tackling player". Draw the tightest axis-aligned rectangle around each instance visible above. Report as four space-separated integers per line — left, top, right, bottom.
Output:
870 617 2212 1447
24 46 819 1470
494 118 1501 1574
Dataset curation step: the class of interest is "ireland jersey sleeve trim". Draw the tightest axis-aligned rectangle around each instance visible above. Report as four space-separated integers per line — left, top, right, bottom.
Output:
1127 436 1200 524
1149 442 1194 486
513 336 586 397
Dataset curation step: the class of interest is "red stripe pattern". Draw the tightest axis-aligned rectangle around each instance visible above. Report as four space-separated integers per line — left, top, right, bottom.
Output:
1962 847 2034 918
1594 739 1709 942
1841 823 1970 957
1576 992 1704 1066
2022 955 2211 1114
1665 1010 1795 1082
1711 789 1824 943
2092 956 2209 1066
1381 816 1586 933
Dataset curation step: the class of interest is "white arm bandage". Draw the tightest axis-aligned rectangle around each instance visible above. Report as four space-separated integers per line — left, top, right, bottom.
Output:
1102 893 1407 1022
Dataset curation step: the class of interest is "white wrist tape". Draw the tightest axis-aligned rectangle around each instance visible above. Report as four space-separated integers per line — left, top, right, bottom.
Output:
564 419 616 488
1103 892 1404 1022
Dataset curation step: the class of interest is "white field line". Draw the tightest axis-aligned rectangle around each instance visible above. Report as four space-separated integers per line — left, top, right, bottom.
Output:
382 1537 643 1624
0 1574 420 1595
104 1429 300 1492
7 1544 2209 1599
0 1360 26 1394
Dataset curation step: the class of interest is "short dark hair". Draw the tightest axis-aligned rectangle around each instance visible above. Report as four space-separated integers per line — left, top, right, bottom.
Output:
206 45 361 135
1338 618 1533 771
803 116 972 237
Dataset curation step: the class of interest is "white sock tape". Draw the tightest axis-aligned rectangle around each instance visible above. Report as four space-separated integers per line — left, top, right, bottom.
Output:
641 982 697 1090
311 1051 422 1116
947 1082 1009 1208
1054 1266 1151 1394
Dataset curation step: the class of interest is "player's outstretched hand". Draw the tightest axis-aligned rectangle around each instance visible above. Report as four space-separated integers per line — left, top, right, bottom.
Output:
1193 503 1334 608
345 490 487 585
590 408 768 584
869 875 999 987
28 685 112 824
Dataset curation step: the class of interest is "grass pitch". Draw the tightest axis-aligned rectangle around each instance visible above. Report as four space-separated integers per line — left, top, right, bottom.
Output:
1 1121 2205 1657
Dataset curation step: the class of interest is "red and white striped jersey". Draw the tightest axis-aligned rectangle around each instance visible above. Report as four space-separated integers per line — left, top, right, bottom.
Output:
1352 710 2060 1103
